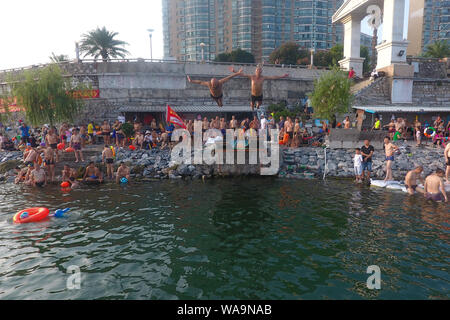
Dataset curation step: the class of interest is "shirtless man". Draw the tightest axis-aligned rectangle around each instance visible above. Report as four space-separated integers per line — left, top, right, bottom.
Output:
230 115 238 130
134 131 145 150
31 163 47 188
23 145 38 167
229 65 289 111
424 169 448 202
202 117 209 133
444 142 450 182
80 125 87 148
383 136 399 181
70 128 84 163
102 145 115 180
187 68 243 107
83 162 103 183
116 162 130 184
404 166 424 195
46 128 60 162
101 121 111 145
43 146 56 182
250 115 260 130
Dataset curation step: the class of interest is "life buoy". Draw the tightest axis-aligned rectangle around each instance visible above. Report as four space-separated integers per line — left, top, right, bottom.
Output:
13 207 50 224
424 127 436 138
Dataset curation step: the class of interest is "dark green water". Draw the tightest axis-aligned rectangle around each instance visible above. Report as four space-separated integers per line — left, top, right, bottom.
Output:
0 178 448 299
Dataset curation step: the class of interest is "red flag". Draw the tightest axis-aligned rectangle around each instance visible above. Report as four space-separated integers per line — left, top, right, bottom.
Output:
166 105 187 129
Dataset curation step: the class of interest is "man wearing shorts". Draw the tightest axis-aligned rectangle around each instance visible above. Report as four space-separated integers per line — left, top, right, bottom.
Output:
31 163 46 188
102 145 115 180
229 65 289 111
70 128 85 163
46 128 60 162
361 139 374 181
383 136 398 181
444 142 450 183
43 146 56 182
404 166 424 195
424 169 448 202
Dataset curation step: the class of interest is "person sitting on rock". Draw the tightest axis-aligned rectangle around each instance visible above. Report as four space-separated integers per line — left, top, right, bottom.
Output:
116 162 130 184
83 162 103 183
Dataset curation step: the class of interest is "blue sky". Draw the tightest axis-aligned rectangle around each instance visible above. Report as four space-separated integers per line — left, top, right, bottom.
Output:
0 0 410 70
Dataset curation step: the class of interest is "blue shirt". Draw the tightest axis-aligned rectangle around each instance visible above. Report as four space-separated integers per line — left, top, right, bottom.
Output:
166 124 175 137
20 126 29 137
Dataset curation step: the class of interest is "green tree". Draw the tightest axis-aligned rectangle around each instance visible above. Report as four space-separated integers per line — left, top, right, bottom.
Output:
49 52 69 63
269 42 307 65
79 26 130 61
329 44 343 67
361 46 371 74
309 67 353 121
214 52 232 62
423 40 450 58
214 49 255 63
121 122 134 138
9 64 86 126
314 50 333 67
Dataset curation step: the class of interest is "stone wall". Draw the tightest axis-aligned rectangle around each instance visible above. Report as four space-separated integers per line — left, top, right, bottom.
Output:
281 146 447 180
406 57 447 79
411 80 450 107
0 61 325 123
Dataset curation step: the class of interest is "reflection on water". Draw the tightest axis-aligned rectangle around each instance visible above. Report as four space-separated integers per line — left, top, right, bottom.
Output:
0 178 448 299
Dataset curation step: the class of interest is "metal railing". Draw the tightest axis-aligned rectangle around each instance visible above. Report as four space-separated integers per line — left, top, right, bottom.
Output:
0 58 331 74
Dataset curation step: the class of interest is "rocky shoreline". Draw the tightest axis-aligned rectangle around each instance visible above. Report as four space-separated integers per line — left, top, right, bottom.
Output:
0 144 447 183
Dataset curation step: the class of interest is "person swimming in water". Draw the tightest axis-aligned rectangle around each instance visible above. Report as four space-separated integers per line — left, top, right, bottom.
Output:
424 168 448 202
229 65 289 111
187 68 243 107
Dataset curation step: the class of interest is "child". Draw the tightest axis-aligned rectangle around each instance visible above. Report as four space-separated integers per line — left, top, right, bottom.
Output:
353 148 363 183
416 128 422 147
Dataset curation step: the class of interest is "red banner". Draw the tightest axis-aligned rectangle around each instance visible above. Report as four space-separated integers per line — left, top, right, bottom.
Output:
166 105 186 129
0 97 24 113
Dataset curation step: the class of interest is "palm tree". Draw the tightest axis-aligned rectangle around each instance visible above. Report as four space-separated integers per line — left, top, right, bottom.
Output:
49 52 69 63
423 40 450 59
79 27 130 62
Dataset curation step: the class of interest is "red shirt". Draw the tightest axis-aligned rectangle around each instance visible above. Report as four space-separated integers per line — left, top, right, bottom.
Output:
348 69 355 79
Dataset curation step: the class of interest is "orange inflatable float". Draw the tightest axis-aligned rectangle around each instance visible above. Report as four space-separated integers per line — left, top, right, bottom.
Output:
279 133 290 145
65 147 75 152
13 207 50 224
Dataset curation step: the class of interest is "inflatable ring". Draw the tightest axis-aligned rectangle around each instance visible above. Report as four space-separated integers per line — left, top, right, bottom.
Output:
13 207 50 224
424 127 436 138
61 181 70 188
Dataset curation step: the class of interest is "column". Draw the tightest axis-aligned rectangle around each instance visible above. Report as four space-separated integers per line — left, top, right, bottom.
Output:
339 15 365 77
376 0 409 69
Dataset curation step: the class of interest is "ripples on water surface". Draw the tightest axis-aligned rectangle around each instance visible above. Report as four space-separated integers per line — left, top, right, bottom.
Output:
0 178 448 299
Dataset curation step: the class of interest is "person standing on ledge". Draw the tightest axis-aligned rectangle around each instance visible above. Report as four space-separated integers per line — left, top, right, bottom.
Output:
229 65 289 111
186 68 243 107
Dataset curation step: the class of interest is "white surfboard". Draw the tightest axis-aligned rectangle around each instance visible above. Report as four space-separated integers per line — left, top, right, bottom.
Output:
370 180 401 188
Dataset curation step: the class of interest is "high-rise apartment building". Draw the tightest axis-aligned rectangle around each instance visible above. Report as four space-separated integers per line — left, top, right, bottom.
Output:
408 0 450 56
163 0 344 62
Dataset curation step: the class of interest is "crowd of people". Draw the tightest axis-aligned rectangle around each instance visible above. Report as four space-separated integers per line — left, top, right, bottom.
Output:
352 138 449 202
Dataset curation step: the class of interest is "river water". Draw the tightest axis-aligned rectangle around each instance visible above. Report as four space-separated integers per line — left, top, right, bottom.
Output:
0 178 448 299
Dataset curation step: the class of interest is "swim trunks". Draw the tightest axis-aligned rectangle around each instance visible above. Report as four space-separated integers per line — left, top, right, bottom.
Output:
106 158 114 164
354 165 362 176
447 159 450 166
35 181 44 187
406 184 417 191
73 143 81 150
251 95 263 103
44 159 55 166
50 143 58 150
24 161 34 167
426 192 444 202
211 93 223 101
385 156 394 161
102 132 110 136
